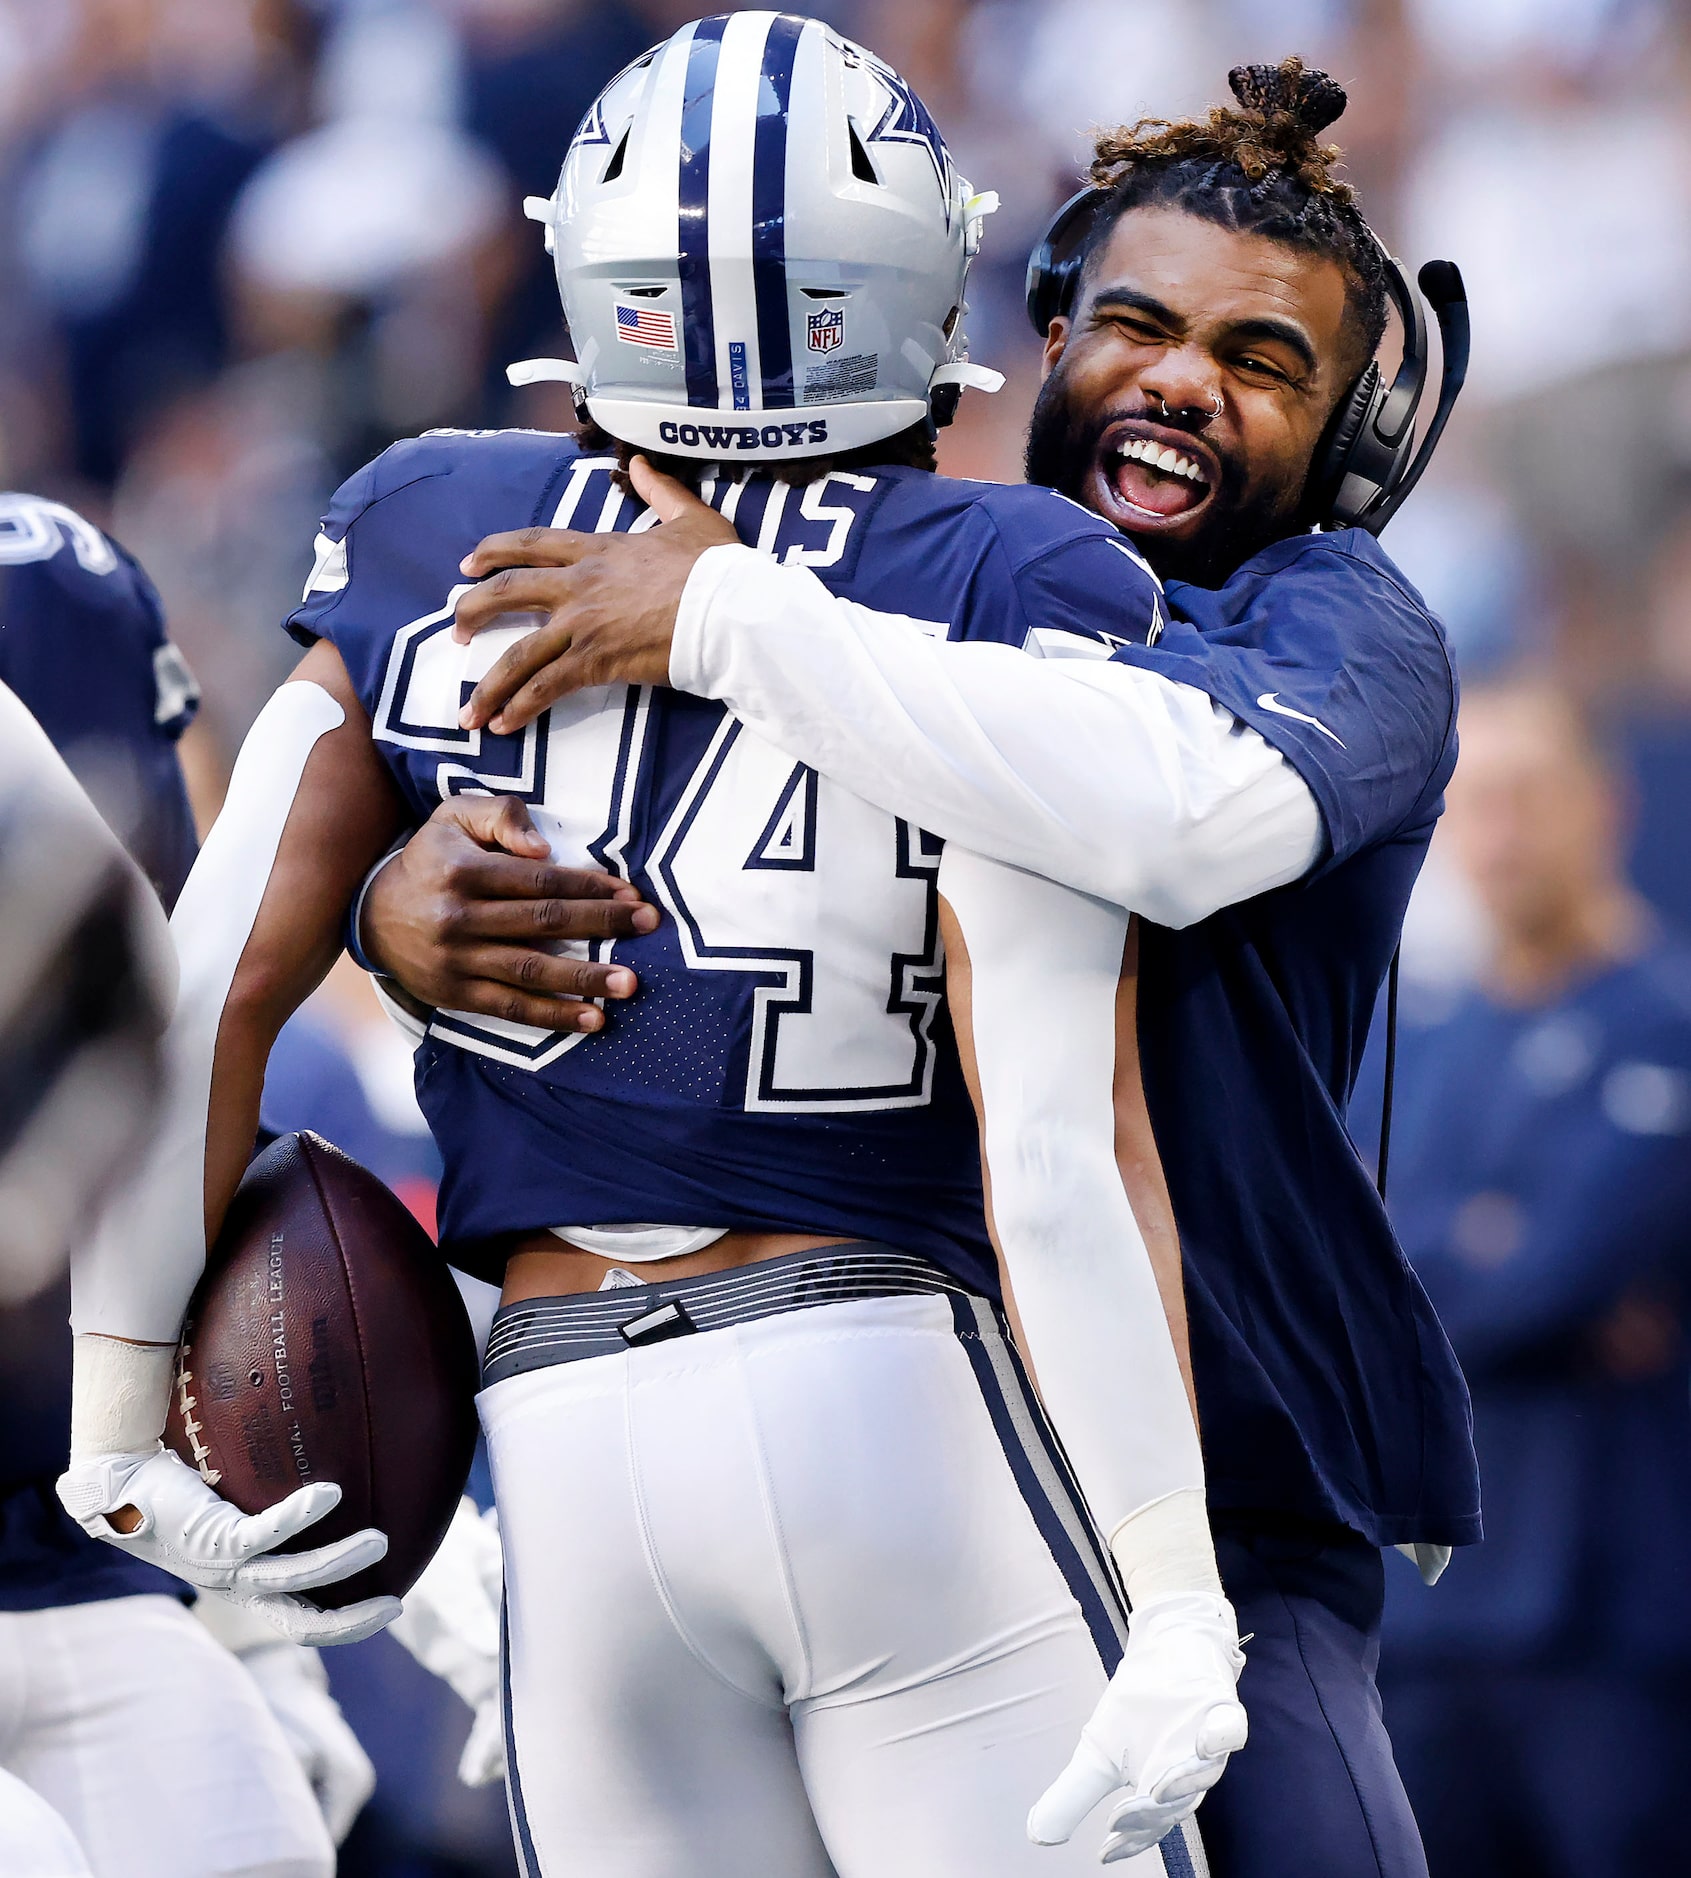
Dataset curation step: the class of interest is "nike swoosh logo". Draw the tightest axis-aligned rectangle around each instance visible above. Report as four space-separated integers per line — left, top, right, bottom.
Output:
1257 692 1345 747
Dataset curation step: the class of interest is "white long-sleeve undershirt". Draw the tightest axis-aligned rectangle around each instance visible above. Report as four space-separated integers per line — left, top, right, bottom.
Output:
940 848 1206 1559
672 544 1322 925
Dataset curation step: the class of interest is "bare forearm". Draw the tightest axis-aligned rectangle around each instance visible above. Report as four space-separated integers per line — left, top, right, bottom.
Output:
72 651 404 1364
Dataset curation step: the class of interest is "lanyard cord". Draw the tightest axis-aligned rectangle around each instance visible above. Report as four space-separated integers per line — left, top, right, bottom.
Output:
1376 946 1401 1200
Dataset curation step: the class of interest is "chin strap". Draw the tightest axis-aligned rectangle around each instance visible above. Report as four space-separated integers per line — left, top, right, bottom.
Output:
929 360 1005 396
521 194 556 254
506 358 586 389
928 360 1005 433
964 189 1000 256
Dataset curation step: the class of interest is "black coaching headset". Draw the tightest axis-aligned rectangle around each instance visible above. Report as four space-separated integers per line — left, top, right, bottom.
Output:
1025 189 1472 1194
1023 185 1470 538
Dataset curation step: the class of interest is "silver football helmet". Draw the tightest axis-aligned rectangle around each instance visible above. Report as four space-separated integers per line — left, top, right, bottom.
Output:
512 12 1000 461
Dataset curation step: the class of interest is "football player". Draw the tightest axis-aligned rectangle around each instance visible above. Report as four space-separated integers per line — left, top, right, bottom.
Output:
0 498 369 1875
51 16 1290 1875
386 55 1476 1878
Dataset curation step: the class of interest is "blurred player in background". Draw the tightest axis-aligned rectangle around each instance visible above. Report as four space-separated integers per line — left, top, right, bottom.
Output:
0 681 170 1325
1372 684 1691 1878
0 496 199 904
55 16 1250 1876
0 494 371 1876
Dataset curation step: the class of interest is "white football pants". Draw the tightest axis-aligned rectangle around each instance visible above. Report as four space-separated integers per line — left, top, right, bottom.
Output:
482 1289 1208 1878
0 1764 88 1877
0 1594 333 1878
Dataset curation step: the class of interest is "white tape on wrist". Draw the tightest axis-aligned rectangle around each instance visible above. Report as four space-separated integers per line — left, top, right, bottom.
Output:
68 1333 175 1460
1108 1486 1226 1607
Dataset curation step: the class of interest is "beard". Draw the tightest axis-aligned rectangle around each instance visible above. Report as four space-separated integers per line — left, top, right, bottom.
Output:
1023 358 1304 588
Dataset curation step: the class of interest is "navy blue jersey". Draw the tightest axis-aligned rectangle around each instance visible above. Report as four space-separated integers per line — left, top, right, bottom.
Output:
1373 941 1691 1660
288 431 1159 1289
0 494 198 1609
1112 531 1479 1548
0 493 199 908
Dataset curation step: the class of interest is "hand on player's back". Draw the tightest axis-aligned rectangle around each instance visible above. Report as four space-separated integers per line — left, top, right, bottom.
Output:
361 794 658 1031
454 456 737 734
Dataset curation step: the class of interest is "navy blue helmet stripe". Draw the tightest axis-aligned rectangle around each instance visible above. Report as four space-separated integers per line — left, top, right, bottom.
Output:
751 13 805 409
677 17 727 406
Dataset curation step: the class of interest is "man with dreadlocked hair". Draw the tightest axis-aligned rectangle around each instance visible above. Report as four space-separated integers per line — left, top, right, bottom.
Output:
365 53 1471 1878
1023 59 1394 585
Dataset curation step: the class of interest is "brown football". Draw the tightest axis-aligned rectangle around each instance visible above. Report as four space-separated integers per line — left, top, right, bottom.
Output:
165 1131 479 1606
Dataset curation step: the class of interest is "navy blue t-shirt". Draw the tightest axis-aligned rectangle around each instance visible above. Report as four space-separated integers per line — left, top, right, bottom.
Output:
1109 530 1478 1547
0 494 198 1610
288 431 1158 1289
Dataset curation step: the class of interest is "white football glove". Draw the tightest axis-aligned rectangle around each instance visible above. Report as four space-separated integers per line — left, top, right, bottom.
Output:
56 1447 400 1646
388 1495 505 1786
240 1641 377 1844
1028 1591 1248 1864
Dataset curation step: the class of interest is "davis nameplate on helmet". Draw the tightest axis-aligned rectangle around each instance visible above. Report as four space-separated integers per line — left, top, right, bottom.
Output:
807 307 845 354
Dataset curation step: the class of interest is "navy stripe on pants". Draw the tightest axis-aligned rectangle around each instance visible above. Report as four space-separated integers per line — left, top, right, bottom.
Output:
501 1595 544 1878
946 1292 1209 1878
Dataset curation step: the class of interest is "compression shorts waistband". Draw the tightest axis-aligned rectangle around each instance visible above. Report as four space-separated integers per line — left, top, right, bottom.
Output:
481 1241 971 1385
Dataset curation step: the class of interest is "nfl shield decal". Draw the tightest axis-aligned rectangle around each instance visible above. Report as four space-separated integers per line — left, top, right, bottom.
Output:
806 307 845 353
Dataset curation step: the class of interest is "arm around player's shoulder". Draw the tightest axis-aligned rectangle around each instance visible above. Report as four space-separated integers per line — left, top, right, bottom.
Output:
1118 528 1458 871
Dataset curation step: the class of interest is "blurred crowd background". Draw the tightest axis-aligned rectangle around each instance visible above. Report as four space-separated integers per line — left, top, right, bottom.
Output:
1 0 1687 1873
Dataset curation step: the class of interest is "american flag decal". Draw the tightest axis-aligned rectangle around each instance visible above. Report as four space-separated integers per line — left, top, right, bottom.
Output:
616 302 678 351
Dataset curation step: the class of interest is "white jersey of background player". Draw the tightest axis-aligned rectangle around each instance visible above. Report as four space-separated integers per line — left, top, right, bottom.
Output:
55 17 1258 1874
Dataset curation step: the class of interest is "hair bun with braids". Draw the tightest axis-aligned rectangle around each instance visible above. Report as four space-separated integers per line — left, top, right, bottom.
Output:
1091 55 1356 203
1228 59 1348 136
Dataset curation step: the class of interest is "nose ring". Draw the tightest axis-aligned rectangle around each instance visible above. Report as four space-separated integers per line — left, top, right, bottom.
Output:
1150 391 1224 421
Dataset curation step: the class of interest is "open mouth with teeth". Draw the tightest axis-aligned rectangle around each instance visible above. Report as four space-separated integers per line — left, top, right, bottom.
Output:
1090 424 1217 531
